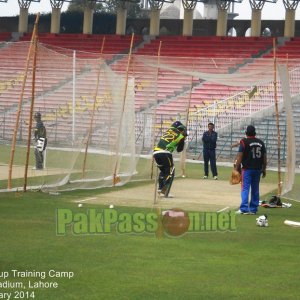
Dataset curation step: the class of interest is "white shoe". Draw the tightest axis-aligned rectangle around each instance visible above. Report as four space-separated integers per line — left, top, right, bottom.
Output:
235 210 255 215
213 176 218 180
165 194 174 198
158 192 174 198
203 176 208 179
158 192 165 197
235 210 249 215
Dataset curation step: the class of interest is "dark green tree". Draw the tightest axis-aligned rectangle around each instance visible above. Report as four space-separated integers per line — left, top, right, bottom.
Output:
67 0 145 18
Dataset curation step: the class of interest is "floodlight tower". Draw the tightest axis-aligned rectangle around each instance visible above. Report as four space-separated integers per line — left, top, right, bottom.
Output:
148 0 173 36
249 0 277 37
216 0 241 36
18 0 40 33
116 0 140 35
283 0 300 37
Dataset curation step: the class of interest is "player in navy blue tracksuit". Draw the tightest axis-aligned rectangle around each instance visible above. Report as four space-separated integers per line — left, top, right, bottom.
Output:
202 122 218 179
235 125 267 214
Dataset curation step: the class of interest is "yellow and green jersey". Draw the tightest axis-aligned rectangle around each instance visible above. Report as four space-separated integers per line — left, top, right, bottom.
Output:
154 127 185 153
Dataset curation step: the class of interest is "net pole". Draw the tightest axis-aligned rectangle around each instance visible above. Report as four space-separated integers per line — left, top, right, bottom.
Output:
180 61 194 177
7 13 40 190
152 41 162 205
153 166 159 205
23 17 39 192
72 50 76 145
113 33 135 185
273 38 282 196
150 41 162 180
82 37 106 178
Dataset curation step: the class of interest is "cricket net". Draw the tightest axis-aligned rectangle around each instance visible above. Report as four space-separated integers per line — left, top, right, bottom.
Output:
0 40 299 198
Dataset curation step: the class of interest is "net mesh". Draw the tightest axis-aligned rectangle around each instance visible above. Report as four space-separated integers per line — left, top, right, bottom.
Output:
0 40 299 197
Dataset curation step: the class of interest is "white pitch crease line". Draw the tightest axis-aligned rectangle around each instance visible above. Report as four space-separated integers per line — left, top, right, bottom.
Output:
217 206 230 212
74 197 97 203
283 197 300 203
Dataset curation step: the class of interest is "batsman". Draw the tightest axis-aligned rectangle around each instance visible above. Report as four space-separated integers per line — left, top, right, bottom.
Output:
153 121 188 198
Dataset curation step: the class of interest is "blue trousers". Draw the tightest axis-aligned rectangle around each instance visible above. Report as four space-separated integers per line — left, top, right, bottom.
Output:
240 169 261 213
203 149 217 177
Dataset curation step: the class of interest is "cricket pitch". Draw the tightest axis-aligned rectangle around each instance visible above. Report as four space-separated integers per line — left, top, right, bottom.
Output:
77 178 277 212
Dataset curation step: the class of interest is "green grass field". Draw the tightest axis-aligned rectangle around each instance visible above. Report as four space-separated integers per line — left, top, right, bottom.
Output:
0 162 300 300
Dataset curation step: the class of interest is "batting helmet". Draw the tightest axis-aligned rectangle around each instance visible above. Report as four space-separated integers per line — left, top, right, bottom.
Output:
34 112 41 120
171 121 183 128
171 121 186 134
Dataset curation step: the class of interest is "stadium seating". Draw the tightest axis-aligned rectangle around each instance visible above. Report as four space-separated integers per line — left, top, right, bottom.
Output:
262 37 300 59
133 36 274 118
0 32 11 41
19 33 143 55
1 34 298 160
137 36 272 58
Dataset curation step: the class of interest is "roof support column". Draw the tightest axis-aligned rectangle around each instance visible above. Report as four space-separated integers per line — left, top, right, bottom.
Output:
249 0 265 37
50 0 65 34
284 8 295 37
18 0 34 33
83 6 94 34
182 0 197 36
150 8 160 36
283 0 300 38
149 0 165 36
19 7 29 33
251 8 261 37
116 1 129 35
216 0 230 36
51 7 61 33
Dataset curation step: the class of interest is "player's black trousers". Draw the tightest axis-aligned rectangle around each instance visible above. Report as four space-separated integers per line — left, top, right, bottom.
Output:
153 152 174 191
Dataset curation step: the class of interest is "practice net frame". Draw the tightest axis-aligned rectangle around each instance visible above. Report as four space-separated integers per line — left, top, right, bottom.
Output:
0 40 299 199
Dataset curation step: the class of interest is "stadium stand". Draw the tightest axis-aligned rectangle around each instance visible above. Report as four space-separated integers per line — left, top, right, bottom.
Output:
133 36 274 118
15 36 275 125
263 37 300 59
1 34 298 163
137 36 272 58
216 105 300 166
19 33 143 55
0 32 11 41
